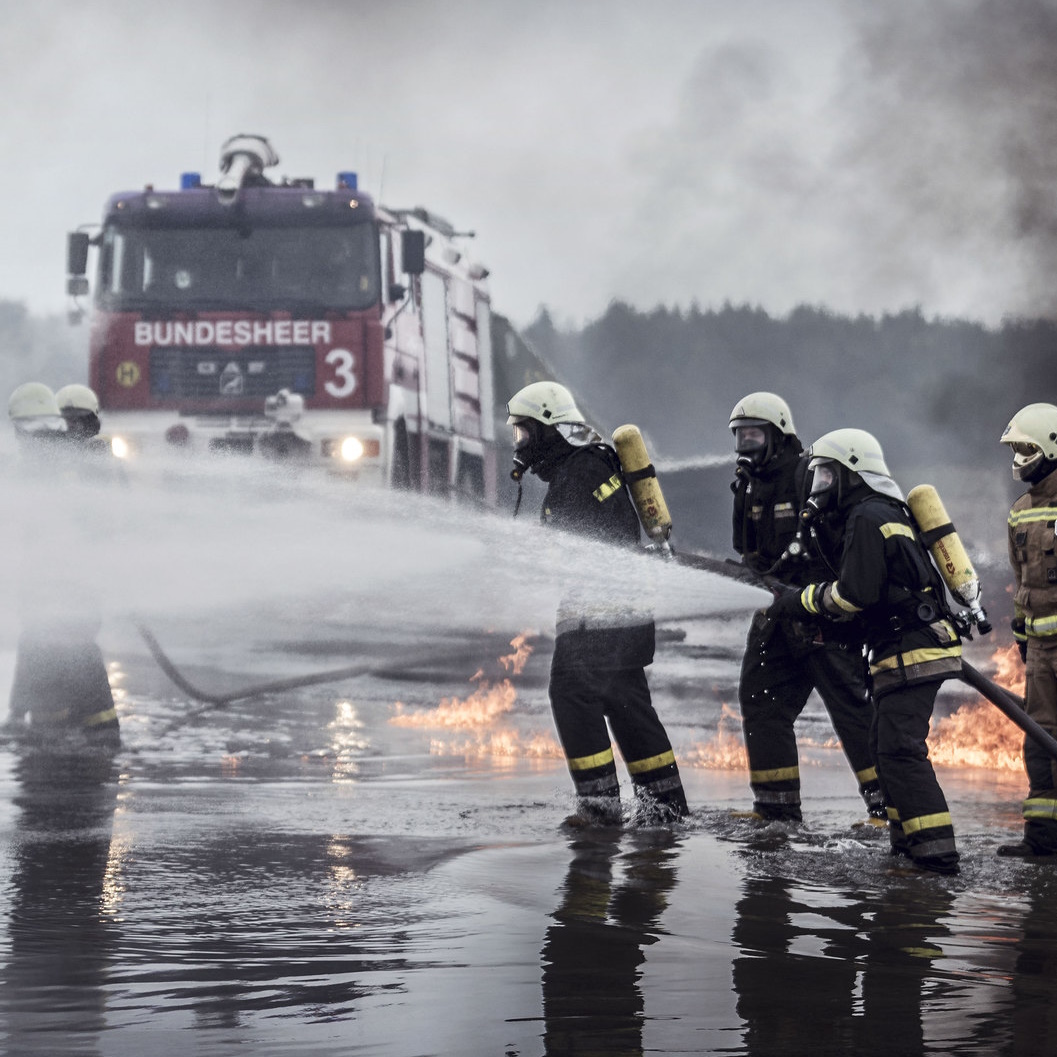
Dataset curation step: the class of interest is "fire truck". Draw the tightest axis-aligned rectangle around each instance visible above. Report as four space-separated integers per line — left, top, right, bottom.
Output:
65 134 497 500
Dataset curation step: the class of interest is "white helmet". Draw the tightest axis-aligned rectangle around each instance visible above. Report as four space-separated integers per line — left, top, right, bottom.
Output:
1000 402 1057 482
806 427 903 505
506 381 584 426
8 382 67 436
808 428 890 477
9 382 59 421
728 391 796 435
55 383 100 415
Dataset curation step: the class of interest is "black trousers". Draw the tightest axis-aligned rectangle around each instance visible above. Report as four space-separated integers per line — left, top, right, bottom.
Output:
549 655 687 818
9 629 120 746
739 613 880 819
871 679 958 870
1020 640 1057 851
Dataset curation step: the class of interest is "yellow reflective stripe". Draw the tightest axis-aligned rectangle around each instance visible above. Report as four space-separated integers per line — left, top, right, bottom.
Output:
856 766 879 784
901 811 953 835
1024 797 1057 821
870 644 963 672
800 585 822 615
750 765 800 783
568 746 615 771
626 749 676 775
1009 506 1057 527
593 474 623 502
84 708 118 727
887 806 901 822
1026 614 1057 637
880 522 915 540
829 582 862 614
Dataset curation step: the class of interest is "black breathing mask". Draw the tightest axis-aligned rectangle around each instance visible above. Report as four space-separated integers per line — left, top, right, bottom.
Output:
733 423 772 477
802 459 838 525
510 419 538 481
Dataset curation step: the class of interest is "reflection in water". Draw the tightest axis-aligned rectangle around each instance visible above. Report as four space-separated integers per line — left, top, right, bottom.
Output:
101 831 458 1038
1005 871 1057 1054
732 875 860 1054
541 829 679 1056
2 749 121 1055
731 872 965 1056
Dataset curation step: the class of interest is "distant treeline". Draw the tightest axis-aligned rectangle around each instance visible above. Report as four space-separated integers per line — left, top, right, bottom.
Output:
521 301 1054 471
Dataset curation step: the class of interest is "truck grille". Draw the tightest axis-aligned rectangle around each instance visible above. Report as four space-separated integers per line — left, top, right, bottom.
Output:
148 346 316 399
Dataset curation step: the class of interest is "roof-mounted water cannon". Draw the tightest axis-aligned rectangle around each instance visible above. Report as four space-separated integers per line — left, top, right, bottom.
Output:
216 134 280 206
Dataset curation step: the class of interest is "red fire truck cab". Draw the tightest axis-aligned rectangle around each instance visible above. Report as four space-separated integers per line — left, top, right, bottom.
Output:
66 134 497 501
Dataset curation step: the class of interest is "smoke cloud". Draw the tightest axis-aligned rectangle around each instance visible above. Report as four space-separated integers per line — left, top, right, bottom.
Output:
2 1 1055 326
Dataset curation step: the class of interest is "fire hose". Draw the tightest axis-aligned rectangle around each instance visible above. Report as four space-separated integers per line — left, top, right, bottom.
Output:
135 622 487 721
957 660 1057 761
673 550 1057 764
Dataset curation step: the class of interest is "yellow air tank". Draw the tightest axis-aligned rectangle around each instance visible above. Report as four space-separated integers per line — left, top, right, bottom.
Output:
906 483 991 633
612 424 673 544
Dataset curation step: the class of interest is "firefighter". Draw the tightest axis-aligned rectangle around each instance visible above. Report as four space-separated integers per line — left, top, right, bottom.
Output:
506 380 689 823
998 402 1057 857
55 383 107 449
6 383 120 747
767 428 963 875
7 382 67 449
729 393 883 822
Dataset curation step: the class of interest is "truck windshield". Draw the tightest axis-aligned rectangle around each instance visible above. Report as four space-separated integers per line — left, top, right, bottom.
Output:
98 223 380 311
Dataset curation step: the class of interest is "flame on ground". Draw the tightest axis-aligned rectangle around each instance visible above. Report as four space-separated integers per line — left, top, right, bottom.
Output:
389 633 562 759
499 633 533 676
930 643 1026 772
390 678 518 731
990 641 1027 698
683 702 748 770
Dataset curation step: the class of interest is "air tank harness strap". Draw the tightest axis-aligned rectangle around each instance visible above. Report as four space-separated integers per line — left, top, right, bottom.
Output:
621 462 657 485
873 586 943 637
917 520 956 549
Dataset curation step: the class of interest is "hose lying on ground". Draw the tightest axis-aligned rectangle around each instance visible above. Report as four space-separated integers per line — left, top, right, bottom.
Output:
135 622 491 719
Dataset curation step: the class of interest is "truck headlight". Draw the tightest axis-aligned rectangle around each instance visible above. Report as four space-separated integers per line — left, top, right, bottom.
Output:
111 435 130 459
340 436 364 462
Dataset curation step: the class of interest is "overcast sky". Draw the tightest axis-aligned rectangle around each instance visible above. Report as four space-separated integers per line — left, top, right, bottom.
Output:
2 0 1056 329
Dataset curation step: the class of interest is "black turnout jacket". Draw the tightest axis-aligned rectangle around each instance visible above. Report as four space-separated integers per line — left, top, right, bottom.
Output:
796 491 962 693
537 442 653 668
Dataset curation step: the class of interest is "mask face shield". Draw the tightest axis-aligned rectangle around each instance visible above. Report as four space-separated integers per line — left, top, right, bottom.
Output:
809 460 837 497
62 409 101 439
13 415 67 437
511 419 535 453
510 417 542 480
803 458 839 521
1009 441 1046 482
732 421 772 473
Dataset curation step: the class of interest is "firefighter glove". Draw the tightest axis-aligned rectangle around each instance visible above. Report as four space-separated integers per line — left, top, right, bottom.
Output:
767 584 808 622
1012 618 1028 663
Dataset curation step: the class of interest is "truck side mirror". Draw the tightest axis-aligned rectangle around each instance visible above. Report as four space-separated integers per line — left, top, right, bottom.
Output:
401 230 425 276
67 231 90 276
